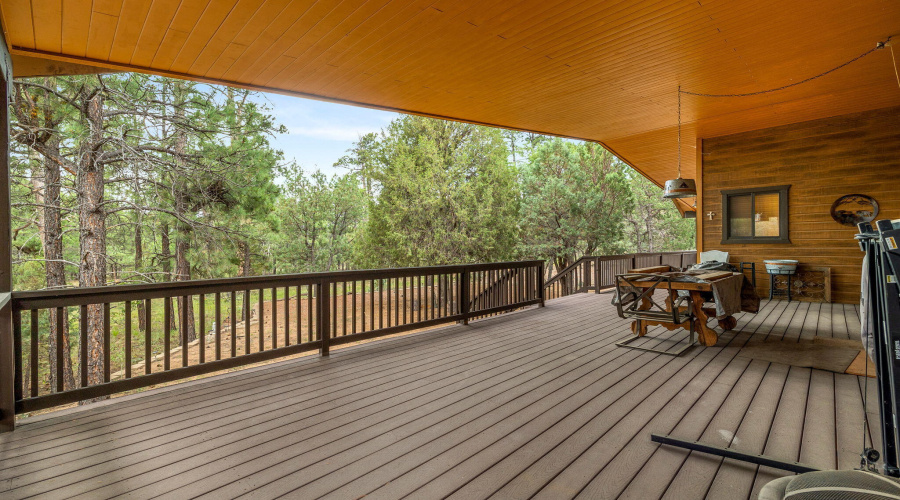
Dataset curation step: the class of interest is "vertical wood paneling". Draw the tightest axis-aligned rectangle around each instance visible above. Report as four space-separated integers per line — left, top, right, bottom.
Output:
702 105 900 303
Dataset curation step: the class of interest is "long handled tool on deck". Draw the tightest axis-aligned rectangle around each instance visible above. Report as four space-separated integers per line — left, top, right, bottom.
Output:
652 219 900 480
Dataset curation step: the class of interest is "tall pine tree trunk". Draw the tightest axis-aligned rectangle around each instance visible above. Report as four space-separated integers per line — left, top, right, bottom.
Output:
160 222 177 330
238 241 251 320
78 92 107 389
174 196 196 343
135 209 146 331
43 136 75 391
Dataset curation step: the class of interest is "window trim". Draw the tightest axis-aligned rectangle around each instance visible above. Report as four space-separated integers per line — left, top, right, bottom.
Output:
721 184 791 244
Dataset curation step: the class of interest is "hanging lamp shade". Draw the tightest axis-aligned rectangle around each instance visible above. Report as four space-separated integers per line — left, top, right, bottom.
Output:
663 177 697 199
662 86 698 200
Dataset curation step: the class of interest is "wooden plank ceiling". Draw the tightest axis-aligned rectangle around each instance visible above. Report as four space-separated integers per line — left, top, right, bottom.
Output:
2 0 899 189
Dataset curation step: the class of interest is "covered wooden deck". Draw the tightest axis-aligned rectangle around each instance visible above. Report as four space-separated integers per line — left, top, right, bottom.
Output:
0 293 873 499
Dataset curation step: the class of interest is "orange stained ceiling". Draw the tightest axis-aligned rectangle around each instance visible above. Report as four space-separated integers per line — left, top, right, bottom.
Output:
2 0 900 190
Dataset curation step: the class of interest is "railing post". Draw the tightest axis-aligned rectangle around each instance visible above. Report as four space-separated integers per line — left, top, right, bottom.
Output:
460 269 470 324
0 299 13 432
318 280 330 356
538 262 546 307
594 257 601 293
0 45 14 432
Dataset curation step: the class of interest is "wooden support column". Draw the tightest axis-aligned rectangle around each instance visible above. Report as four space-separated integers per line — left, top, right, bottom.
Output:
318 281 330 356
460 270 470 324
695 137 704 259
538 262 545 307
0 35 14 431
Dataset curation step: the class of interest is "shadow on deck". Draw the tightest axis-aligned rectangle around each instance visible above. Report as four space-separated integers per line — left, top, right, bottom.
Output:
0 293 874 499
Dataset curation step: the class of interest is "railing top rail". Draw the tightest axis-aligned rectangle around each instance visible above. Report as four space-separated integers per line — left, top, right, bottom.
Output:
595 251 697 262
544 251 697 287
12 260 543 309
543 256 593 288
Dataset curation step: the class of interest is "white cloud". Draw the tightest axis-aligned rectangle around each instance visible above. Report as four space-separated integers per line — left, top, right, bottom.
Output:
287 124 383 142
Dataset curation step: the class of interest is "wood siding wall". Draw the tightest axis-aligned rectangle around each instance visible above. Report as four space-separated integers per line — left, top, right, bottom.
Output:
701 105 900 304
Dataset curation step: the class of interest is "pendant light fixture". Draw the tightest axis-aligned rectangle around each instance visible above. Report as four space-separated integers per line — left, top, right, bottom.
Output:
663 86 697 199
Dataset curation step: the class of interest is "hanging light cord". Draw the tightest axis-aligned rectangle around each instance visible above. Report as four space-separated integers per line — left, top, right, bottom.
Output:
680 36 894 98
889 41 900 89
677 85 682 177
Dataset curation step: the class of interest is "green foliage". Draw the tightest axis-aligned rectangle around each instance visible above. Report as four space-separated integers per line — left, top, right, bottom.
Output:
10 74 694 293
624 174 696 252
518 138 634 270
353 116 520 267
274 167 368 273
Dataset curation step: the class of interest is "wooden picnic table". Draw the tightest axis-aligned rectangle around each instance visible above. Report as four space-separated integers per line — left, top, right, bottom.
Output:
625 266 742 347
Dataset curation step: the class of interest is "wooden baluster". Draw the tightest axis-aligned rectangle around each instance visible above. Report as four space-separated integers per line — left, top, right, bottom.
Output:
125 302 132 379
461 270 470 324
244 290 251 354
163 298 171 371
28 310 37 396
352 281 357 334
391 277 401 325
360 280 366 333
215 292 222 360
418 276 424 322
296 286 302 344
284 286 290 346
10 309 21 404
439 274 445 317
377 280 382 329
180 297 188 368
258 289 264 352
384 278 391 328
143 300 151 375
308 284 314 342
342 282 347 336
332 282 338 338
402 277 408 325
101 304 110 382
539 263 546 307
271 288 278 349
318 281 330 356
79 305 88 384
58 306 67 390
230 291 237 358
199 295 206 364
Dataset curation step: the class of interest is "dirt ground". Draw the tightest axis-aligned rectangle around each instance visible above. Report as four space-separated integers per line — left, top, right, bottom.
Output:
21 283 526 419
112 286 458 378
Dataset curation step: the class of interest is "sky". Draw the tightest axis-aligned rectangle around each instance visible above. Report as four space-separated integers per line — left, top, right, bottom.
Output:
252 93 399 177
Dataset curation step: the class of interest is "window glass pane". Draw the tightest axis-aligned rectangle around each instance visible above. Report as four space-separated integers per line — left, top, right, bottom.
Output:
754 192 781 237
728 194 752 237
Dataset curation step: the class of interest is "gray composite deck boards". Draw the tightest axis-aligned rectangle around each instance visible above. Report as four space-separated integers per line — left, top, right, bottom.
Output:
0 293 873 499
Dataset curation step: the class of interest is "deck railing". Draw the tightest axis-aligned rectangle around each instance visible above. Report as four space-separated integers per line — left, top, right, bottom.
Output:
544 251 697 301
8 260 543 414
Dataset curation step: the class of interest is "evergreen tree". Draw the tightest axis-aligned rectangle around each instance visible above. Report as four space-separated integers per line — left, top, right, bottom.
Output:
274 167 367 272
355 116 519 267
518 138 633 275
625 175 695 252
